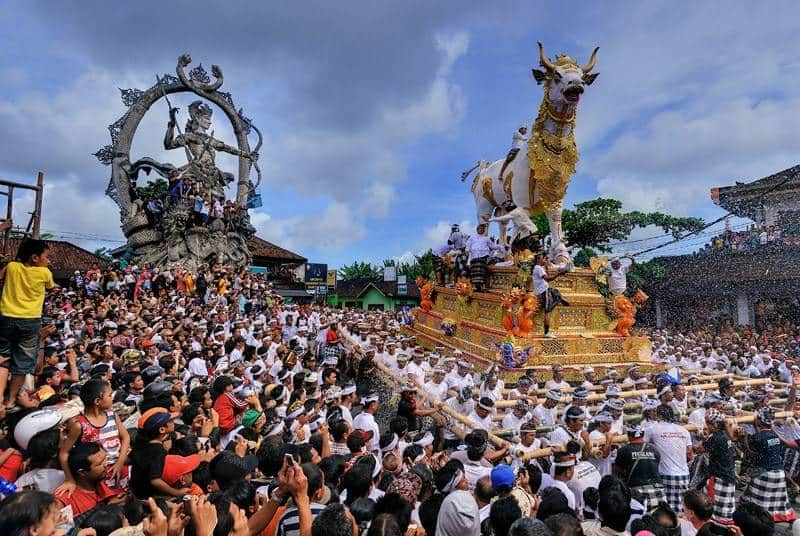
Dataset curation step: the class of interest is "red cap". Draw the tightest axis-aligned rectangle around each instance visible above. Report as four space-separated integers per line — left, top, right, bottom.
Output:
142 339 157 348
162 454 201 485
326 330 339 344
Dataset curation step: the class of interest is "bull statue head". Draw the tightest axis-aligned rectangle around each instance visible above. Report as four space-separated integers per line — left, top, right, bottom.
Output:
532 42 599 108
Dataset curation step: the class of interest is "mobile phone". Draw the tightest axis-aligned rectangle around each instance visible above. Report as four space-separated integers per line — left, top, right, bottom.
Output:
285 453 295 466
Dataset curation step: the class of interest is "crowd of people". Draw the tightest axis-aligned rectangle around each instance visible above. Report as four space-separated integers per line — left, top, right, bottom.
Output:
0 238 798 536
698 225 795 255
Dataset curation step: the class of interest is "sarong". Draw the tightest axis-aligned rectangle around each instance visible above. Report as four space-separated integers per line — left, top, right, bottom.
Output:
660 473 689 515
469 256 489 288
742 469 796 522
705 475 736 522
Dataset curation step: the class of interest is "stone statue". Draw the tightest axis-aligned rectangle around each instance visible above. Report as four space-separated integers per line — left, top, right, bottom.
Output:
462 42 599 265
95 54 263 271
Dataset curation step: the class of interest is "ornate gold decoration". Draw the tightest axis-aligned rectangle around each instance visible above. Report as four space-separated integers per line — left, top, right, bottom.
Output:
503 171 514 200
481 177 497 207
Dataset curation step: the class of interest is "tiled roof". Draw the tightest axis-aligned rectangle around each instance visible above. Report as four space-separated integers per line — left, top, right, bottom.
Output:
3 238 109 279
335 276 420 299
247 236 307 263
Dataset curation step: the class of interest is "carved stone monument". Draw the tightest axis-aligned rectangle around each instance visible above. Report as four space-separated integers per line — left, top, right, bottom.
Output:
95 54 262 271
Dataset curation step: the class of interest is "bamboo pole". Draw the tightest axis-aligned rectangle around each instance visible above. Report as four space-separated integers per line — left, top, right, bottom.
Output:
516 411 793 461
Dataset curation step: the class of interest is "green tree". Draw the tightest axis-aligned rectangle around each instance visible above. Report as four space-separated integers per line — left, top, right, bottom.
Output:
532 197 704 253
338 261 381 281
136 178 169 199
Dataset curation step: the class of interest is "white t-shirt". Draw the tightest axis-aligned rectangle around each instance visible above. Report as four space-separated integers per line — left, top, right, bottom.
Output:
532 404 558 426
533 265 548 295
467 410 495 432
605 259 632 295
547 479 576 510
567 461 602 510
353 412 380 451
545 379 570 390
644 421 692 476
425 380 449 402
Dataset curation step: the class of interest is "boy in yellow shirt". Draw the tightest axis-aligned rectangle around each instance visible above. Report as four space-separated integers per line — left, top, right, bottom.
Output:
0 239 56 412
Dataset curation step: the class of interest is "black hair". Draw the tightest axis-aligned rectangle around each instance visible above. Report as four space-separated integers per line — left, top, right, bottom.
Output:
582 487 599 516
597 475 632 532
256 439 286 478
223 480 256 511
389 417 409 437
341 465 373 506
79 504 125 536
732 503 775 536
490 495 522 536
79 378 110 408
170 436 199 457
508 518 553 536
537 488 572 521
683 489 714 522
193 461 213 494
373 493 412 533
312 503 354 536
402 444 423 466
0 490 58 535
524 462 543 494
68 441 102 477
349 497 376 534
301 462 324 499
26 428 60 467
346 432 366 453
189 386 210 405
418 494 444 536
434 459 464 493
16 239 49 264
318 455 348 490
331 420 350 442
367 514 402 536
630 515 670 536
543 513 581 536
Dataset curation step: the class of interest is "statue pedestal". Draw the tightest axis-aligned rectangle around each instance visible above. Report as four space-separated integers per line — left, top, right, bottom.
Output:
405 266 651 374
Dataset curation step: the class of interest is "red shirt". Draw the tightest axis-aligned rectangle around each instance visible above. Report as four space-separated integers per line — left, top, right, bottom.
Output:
0 450 23 482
213 392 248 434
55 486 99 516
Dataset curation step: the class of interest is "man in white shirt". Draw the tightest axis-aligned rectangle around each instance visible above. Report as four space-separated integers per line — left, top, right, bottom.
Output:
601 255 634 296
467 397 496 432
444 387 475 449
424 367 449 402
588 412 616 476
562 389 592 422
545 364 570 390
644 405 693 515
532 253 569 339
497 125 528 181
502 400 531 434
446 360 475 391
465 223 504 292
353 392 381 452
580 367 596 391
406 350 427 387
548 406 590 461
532 390 561 426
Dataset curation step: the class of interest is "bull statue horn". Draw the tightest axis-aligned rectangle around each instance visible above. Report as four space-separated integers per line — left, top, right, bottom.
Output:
537 41 555 72
582 47 599 74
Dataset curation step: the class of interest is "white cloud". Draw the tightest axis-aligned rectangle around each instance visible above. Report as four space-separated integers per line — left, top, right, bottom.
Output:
421 219 471 251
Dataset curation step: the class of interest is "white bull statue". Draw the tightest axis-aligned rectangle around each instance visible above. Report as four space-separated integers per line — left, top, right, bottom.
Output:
463 42 599 264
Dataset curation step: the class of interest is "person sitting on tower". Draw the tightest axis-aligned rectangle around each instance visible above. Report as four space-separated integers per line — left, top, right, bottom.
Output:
448 224 469 279
498 125 528 181
465 223 504 293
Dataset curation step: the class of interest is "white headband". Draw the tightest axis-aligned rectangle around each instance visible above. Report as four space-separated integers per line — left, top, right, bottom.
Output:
381 434 399 453
478 401 494 411
287 407 306 420
553 460 576 468
442 469 464 493
362 395 379 405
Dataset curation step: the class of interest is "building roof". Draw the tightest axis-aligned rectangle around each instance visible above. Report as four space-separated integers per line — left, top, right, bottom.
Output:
335 276 420 299
3 238 110 280
647 245 800 297
711 164 800 220
247 236 307 264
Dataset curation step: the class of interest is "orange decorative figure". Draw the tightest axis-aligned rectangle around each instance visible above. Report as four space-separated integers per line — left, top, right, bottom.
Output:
613 295 635 337
416 276 434 312
455 277 473 299
501 286 537 338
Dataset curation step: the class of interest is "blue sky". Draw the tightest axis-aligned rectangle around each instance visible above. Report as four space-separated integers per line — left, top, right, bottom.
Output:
2 2 800 268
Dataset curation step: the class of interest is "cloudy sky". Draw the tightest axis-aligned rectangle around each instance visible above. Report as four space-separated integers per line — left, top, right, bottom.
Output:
2 2 800 267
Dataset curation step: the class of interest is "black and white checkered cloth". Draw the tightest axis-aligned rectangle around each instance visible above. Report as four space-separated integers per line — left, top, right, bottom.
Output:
784 448 800 482
632 483 666 512
742 470 797 523
705 476 736 522
660 473 690 515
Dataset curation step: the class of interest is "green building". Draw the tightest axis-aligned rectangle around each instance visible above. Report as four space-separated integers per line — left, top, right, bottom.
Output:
329 277 419 311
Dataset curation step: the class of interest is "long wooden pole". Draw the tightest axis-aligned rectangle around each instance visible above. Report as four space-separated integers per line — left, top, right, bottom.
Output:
517 411 794 461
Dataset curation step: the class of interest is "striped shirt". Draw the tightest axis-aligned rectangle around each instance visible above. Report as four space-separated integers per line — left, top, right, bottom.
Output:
276 502 326 536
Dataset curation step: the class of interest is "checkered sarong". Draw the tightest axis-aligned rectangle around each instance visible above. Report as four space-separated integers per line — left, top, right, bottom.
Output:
784 448 800 482
660 473 689 515
632 483 666 512
705 476 736 522
742 470 797 523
